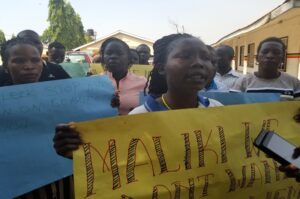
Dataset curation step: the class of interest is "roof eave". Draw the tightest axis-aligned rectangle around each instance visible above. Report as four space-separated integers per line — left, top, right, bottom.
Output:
73 30 154 51
212 0 297 46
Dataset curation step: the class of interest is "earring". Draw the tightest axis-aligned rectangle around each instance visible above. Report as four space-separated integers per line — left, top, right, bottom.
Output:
280 62 284 68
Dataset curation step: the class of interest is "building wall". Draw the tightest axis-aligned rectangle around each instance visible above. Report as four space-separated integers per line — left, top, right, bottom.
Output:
78 33 154 56
219 8 300 78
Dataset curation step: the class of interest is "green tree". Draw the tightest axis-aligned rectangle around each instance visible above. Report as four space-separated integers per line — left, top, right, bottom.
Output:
0 30 6 45
42 0 86 50
84 33 93 43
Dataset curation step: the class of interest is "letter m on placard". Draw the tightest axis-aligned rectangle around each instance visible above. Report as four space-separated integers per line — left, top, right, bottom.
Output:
82 140 121 192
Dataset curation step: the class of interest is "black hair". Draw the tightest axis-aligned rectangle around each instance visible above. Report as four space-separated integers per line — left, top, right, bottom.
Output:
130 48 138 54
17 30 40 40
145 33 194 95
217 45 234 59
206 45 217 66
99 37 131 66
136 44 150 51
48 41 65 50
257 37 286 55
17 29 43 54
1 37 38 67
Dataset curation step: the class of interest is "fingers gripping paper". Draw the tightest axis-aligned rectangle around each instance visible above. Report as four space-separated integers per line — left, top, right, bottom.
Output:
74 101 300 199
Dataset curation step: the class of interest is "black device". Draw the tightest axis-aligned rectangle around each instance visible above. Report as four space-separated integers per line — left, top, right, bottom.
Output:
254 130 300 168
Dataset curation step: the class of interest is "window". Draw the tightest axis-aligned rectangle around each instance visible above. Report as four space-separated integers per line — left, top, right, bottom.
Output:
235 46 239 70
280 37 288 71
247 43 255 68
239 46 244 66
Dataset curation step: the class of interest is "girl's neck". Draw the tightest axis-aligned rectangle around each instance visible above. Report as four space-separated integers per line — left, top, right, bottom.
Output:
161 90 198 110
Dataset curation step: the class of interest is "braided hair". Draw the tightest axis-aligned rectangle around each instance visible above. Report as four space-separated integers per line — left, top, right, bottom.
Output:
145 33 193 95
1 37 38 67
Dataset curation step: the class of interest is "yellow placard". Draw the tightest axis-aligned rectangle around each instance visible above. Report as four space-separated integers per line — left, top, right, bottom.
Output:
89 64 153 78
74 101 300 199
89 64 104 74
129 64 153 78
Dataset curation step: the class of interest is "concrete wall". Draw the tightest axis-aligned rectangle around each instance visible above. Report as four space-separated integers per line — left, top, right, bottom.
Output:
219 8 300 78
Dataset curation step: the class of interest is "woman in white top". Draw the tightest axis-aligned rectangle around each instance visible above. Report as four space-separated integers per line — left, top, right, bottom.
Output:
130 33 222 115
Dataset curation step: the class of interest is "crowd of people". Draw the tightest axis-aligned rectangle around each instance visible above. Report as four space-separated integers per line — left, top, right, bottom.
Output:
0 29 299 198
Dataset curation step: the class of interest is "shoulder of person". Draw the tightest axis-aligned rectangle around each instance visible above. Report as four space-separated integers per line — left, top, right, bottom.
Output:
0 66 6 78
231 70 243 78
229 73 253 92
242 73 255 79
215 79 229 92
208 98 223 107
126 73 147 89
0 67 12 86
44 61 71 79
280 72 299 82
45 61 64 70
128 105 148 115
237 73 256 83
127 72 147 81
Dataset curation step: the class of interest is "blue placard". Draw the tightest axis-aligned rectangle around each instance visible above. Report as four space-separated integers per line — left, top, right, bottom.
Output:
199 92 281 105
139 92 281 105
0 76 117 199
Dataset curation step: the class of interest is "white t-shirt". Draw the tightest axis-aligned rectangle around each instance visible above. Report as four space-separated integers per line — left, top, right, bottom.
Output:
129 96 222 115
215 69 242 89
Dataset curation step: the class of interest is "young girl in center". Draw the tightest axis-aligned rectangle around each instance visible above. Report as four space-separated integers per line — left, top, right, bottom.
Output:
130 33 222 114
53 33 222 158
100 37 147 115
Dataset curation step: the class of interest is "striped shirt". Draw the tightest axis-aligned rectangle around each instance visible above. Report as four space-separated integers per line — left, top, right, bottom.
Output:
215 70 242 89
230 72 300 99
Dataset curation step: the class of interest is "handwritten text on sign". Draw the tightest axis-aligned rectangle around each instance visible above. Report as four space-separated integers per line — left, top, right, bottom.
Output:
0 76 117 199
74 102 300 198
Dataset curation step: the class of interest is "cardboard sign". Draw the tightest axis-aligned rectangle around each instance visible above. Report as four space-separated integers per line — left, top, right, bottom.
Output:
74 101 300 199
0 76 118 199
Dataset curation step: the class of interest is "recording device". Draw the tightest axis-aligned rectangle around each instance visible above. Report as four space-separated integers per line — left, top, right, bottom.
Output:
254 130 300 168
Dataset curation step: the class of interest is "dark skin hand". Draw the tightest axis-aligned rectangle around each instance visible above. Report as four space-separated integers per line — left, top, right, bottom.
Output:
53 92 122 159
53 123 82 159
278 108 300 182
279 148 300 182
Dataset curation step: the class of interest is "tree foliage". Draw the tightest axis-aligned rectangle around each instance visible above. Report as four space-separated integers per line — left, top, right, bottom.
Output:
84 33 94 43
42 0 86 50
0 30 6 45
